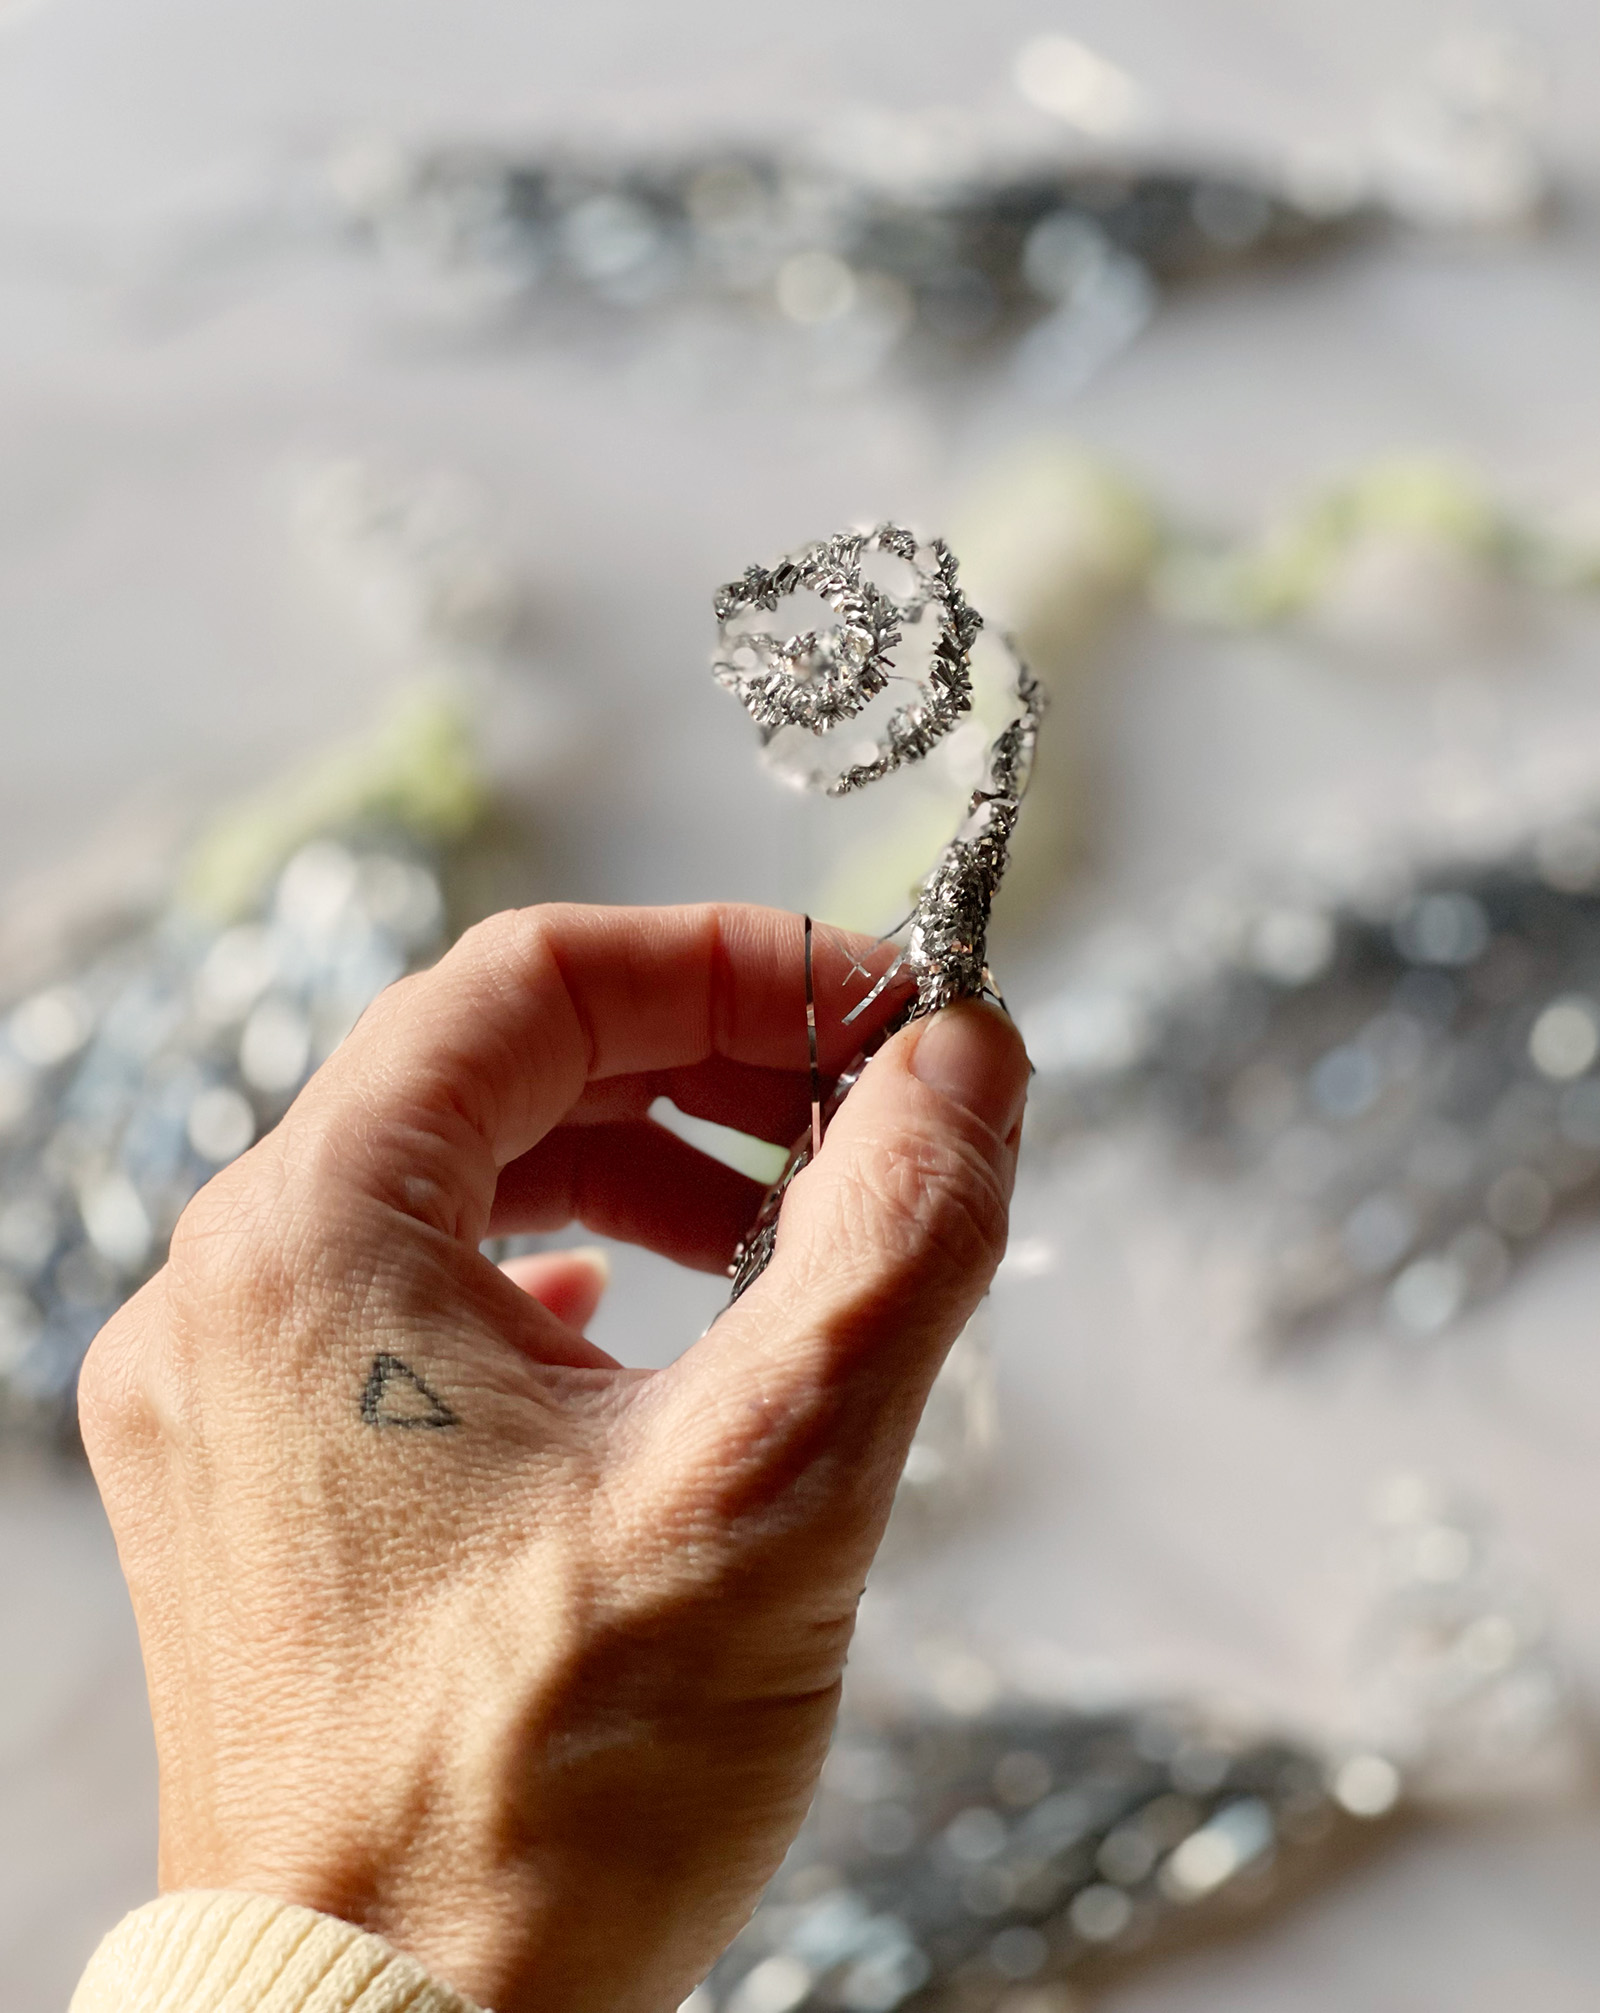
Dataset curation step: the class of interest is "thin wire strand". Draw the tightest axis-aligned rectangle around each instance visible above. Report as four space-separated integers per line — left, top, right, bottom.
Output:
804 913 823 1156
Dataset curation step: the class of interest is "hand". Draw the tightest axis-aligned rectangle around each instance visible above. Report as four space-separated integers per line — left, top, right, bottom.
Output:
80 903 1029 2013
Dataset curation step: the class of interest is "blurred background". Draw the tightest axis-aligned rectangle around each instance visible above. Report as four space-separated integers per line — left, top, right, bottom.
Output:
9 1 1600 2007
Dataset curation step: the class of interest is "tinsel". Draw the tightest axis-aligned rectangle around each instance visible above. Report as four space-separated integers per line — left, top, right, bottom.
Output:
0 834 453 1441
713 526 979 792
719 525 1042 1300
332 138 1365 375
700 1694 1396 2013
1025 805 1600 1344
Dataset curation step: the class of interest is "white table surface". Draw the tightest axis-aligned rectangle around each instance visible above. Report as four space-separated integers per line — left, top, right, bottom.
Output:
7 1 1600 2006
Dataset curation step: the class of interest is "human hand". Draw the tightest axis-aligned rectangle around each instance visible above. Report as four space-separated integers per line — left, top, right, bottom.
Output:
80 903 1029 2013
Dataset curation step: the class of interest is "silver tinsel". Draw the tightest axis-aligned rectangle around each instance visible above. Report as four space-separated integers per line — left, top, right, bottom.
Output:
719 525 1042 1300
701 1693 1396 2013
1025 807 1600 1344
329 138 1368 379
0 835 451 1442
713 526 979 792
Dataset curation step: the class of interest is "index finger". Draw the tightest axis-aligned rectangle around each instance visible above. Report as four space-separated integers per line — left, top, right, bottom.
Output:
278 903 909 1241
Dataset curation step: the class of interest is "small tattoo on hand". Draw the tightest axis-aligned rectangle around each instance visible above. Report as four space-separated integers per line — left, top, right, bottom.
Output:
360 1354 459 1431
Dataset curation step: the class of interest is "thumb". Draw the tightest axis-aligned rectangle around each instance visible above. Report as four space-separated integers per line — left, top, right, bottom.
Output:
652 999 1029 1527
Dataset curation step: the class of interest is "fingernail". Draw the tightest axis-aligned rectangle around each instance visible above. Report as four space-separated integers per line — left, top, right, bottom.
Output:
910 1001 1030 1142
570 1245 611 1284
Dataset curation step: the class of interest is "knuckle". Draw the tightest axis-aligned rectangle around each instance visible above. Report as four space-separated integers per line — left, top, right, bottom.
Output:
167 1168 261 1288
454 902 560 975
76 1280 171 1469
76 1316 141 1461
451 908 523 968
354 962 425 1030
165 1157 298 1337
91 1172 302 1461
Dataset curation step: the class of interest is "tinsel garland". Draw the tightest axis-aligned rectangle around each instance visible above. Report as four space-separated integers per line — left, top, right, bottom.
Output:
715 524 1043 1299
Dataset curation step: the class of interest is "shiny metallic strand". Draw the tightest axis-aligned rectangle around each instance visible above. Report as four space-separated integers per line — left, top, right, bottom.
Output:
824 540 983 799
718 529 1041 1300
726 1050 875 1301
713 525 980 787
703 1696 1396 2013
331 138 1374 384
1024 810 1600 1344
712 529 906 744
0 837 452 1443
905 671 1042 1013
726 1136 813 1302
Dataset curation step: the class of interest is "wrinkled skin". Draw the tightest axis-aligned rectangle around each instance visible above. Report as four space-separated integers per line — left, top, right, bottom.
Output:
80 902 1028 2013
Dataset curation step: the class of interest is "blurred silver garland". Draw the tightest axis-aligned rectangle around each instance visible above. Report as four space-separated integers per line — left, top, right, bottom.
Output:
0 834 452 1442
329 137 1355 387
698 1465 1588 2013
304 18 1557 405
702 1696 1389 2013
1025 800 1600 1347
80 22 1544 391
716 525 1042 1299
322 16 1554 394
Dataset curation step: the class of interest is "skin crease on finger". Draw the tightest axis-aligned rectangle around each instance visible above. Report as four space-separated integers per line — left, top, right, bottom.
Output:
76 903 1027 2013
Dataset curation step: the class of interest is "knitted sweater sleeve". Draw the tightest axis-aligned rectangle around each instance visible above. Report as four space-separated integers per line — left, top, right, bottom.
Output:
69 1892 489 2013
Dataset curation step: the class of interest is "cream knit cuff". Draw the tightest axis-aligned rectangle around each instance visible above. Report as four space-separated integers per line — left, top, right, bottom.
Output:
70 1891 489 2013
